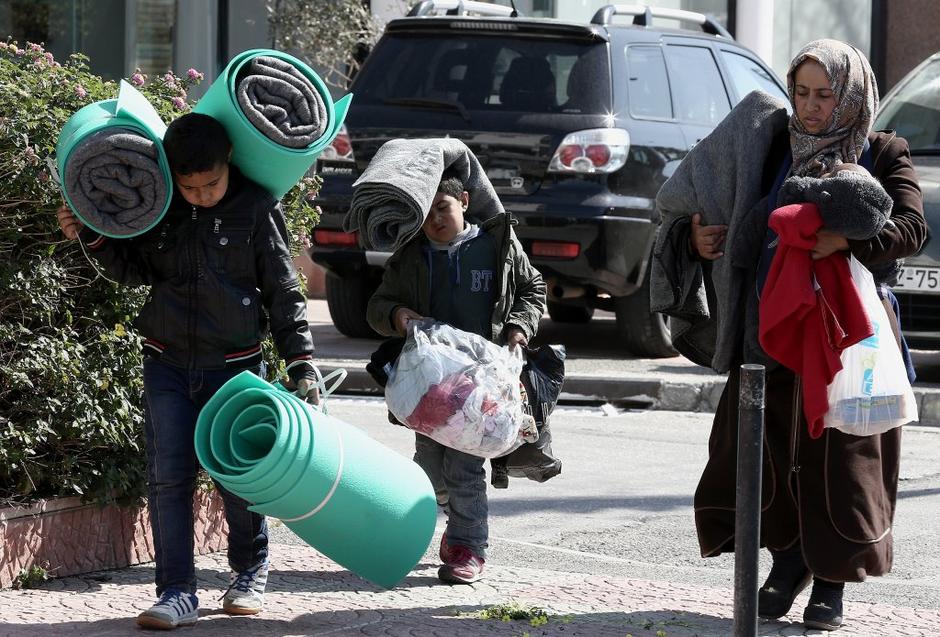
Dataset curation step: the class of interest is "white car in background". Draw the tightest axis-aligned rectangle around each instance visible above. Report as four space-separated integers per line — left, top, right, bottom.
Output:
874 52 940 349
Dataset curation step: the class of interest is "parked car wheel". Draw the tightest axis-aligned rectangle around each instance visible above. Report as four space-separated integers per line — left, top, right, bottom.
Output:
547 300 594 324
614 274 677 358
325 271 380 338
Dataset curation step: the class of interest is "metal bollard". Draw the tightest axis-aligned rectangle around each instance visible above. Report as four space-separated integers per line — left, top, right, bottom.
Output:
733 363 766 637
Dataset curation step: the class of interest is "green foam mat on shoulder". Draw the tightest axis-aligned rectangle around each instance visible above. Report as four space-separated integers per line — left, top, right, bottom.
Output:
56 80 172 238
193 49 352 199
195 371 436 589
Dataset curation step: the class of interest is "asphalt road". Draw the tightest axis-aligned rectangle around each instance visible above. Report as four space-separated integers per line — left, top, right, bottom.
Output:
271 397 940 612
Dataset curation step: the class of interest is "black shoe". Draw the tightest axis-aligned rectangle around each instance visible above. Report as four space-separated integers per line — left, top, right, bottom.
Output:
758 548 811 620
803 580 844 631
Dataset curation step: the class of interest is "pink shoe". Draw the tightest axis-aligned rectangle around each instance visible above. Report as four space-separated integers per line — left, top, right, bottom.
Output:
438 545 485 584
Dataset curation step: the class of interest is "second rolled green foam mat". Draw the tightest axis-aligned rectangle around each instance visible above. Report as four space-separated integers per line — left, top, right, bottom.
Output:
193 49 352 199
195 371 436 589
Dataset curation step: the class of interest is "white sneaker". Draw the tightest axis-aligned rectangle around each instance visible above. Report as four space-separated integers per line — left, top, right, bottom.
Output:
221 560 269 615
136 590 199 630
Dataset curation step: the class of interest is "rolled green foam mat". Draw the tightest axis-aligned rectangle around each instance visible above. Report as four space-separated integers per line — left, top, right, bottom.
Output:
195 371 437 589
56 80 172 238
193 49 353 199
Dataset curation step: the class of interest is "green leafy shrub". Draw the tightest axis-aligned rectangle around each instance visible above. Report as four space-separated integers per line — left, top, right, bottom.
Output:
0 40 320 507
12 563 50 589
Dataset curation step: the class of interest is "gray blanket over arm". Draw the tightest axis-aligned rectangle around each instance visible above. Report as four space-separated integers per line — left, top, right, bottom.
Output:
64 127 168 238
343 138 504 251
652 90 894 373
651 91 790 372
236 56 327 148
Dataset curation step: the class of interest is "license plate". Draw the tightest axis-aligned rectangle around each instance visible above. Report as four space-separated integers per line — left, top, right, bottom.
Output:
486 167 517 182
895 266 940 293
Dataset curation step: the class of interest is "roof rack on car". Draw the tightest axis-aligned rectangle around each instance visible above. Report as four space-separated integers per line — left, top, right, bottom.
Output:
590 4 731 39
407 0 521 18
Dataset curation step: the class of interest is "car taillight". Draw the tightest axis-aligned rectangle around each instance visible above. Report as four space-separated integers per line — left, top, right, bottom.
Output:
548 128 630 174
531 241 580 259
314 229 359 247
319 124 354 162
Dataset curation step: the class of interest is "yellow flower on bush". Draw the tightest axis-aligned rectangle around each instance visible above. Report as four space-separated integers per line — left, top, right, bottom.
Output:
114 323 126 337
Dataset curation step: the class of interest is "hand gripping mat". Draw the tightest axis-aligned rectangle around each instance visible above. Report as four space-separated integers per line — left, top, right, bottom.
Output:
194 371 436 588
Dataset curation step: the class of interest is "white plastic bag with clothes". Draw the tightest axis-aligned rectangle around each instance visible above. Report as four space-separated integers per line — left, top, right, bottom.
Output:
825 256 918 436
385 320 528 458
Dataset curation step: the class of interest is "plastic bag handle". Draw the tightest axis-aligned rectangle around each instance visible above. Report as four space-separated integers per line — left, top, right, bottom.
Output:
314 366 348 401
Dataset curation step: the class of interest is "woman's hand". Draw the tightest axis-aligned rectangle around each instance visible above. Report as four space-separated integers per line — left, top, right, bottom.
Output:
57 204 84 240
690 213 728 260
812 229 850 260
393 307 423 336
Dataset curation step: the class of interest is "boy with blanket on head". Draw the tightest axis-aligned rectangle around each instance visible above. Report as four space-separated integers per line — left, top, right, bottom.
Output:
56 113 320 630
366 166 546 584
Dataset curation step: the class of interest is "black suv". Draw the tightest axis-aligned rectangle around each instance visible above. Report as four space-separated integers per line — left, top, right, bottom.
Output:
310 1 787 357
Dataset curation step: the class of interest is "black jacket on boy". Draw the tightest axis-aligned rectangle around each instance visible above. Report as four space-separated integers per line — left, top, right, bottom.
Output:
79 167 315 382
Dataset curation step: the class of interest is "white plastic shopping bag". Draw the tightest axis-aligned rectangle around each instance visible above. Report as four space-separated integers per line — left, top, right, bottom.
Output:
825 256 917 436
385 320 529 458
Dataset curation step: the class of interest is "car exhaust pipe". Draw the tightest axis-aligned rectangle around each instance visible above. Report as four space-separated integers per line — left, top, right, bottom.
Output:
548 280 586 299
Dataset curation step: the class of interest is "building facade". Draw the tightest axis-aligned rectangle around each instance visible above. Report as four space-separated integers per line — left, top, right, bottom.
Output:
488 0 940 93
2 0 938 97
0 0 270 98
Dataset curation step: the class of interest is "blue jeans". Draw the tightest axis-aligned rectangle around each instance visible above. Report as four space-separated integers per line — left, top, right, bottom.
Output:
142 357 268 596
414 433 488 558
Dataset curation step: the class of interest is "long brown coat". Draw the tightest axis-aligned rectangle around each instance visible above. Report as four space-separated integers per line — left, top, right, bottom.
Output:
694 131 926 583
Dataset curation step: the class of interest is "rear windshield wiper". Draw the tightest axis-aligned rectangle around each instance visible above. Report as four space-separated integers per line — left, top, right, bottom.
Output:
382 97 471 123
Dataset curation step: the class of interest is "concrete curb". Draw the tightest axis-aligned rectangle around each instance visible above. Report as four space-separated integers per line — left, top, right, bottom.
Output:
317 361 940 426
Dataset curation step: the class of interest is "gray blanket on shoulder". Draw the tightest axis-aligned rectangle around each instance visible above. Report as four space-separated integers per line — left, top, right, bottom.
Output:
236 56 327 148
344 138 504 251
64 127 168 238
652 90 894 373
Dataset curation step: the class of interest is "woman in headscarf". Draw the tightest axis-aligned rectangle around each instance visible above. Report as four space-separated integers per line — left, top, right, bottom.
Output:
651 40 926 631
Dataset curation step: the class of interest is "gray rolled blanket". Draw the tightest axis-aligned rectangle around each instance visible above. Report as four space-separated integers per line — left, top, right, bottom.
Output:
63 127 168 238
236 55 327 148
344 138 504 251
651 91 791 372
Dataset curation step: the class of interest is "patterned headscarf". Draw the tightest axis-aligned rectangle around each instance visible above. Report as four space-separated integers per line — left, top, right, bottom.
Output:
786 39 879 177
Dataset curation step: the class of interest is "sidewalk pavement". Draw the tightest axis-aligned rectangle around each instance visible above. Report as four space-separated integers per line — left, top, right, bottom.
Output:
3 538 940 637
306 300 940 424
2 305 938 635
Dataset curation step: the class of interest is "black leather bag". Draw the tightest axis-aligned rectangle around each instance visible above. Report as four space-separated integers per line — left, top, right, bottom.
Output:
492 344 566 484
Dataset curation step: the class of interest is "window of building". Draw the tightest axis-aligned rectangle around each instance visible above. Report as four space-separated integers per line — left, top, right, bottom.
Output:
134 0 175 77
0 0 176 80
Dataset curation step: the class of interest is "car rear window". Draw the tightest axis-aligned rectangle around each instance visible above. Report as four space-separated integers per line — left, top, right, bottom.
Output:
353 34 612 114
875 59 940 153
